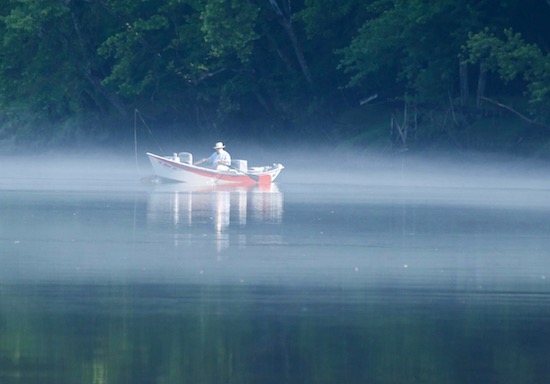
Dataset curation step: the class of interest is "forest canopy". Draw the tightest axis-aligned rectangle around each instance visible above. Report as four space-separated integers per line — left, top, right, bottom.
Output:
1 0 550 154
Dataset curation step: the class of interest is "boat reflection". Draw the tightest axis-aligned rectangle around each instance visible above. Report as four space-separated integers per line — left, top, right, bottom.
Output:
146 183 283 252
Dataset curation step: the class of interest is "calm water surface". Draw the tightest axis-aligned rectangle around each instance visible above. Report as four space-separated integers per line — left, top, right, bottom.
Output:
1 154 549 383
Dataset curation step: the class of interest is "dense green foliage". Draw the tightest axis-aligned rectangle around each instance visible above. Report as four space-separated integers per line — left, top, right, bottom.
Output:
1 0 550 152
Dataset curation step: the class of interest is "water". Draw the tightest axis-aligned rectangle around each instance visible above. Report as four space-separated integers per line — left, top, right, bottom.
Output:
1 153 550 383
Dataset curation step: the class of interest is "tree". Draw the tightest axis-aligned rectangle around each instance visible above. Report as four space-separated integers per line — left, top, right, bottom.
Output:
337 0 482 103
0 0 125 144
465 28 550 122
0 0 80 118
96 0 266 124
264 0 313 89
296 0 369 105
201 0 259 64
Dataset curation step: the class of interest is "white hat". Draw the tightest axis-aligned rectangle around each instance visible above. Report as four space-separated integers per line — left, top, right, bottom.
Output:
213 142 225 149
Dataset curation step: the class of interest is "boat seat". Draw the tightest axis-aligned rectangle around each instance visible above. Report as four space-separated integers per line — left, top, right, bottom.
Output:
178 152 193 164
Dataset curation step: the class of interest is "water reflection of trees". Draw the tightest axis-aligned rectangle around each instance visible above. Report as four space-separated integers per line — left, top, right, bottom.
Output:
1 285 548 384
146 184 283 252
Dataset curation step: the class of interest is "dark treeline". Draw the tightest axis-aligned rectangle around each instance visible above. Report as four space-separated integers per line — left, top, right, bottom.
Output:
1 0 550 154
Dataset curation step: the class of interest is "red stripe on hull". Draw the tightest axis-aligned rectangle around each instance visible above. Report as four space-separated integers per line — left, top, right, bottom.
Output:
149 154 260 184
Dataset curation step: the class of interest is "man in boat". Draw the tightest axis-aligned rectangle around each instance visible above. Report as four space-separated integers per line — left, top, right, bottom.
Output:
194 142 231 170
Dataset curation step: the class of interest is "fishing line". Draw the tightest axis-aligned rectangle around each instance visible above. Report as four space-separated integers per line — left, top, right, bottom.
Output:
133 108 164 177
134 109 142 176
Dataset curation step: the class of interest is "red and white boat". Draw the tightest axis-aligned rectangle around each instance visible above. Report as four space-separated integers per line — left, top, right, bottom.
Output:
146 152 284 185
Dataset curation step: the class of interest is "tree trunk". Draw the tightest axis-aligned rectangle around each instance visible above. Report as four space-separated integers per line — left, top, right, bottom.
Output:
280 19 313 87
267 0 314 90
476 62 487 109
459 60 469 106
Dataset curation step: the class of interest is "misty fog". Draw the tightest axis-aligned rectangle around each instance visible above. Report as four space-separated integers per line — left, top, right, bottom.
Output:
1 146 549 208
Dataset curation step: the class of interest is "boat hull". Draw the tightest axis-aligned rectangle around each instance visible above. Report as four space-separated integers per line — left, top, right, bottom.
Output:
146 153 283 185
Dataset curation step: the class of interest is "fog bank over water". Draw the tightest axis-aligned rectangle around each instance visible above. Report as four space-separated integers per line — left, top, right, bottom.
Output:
0 147 549 194
274 148 550 209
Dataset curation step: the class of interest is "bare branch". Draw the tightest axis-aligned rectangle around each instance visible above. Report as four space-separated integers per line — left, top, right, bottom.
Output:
481 96 550 129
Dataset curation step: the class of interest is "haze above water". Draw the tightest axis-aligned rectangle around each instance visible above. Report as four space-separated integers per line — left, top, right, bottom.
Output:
1 148 549 383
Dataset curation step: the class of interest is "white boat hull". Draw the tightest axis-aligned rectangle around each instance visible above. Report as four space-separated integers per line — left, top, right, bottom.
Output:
146 152 283 185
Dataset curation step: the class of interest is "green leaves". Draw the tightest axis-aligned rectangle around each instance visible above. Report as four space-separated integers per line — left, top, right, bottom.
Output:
466 29 539 81
1 0 550 147
200 0 259 63
338 0 477 101
0 0 75 116
98 14 171 96
465 28 550 114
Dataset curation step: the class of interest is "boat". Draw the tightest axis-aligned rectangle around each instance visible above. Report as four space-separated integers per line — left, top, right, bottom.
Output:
146 151 284 185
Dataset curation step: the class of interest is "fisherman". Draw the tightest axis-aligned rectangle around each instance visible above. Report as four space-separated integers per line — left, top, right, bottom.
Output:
194 142 231 170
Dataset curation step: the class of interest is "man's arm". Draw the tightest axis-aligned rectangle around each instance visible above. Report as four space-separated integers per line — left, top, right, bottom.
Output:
194 156 209 165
